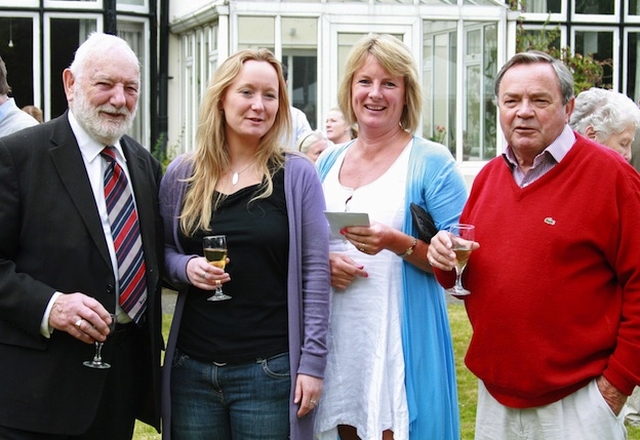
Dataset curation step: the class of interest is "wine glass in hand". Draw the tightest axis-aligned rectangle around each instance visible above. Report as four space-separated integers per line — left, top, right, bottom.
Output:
83 313 117 369
445 224 475 296
203 235 231 301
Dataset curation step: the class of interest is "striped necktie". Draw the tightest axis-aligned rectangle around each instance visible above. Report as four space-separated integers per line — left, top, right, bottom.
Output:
101 146 147 324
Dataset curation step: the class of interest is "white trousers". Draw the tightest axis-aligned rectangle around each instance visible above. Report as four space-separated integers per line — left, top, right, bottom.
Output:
475 379 628 440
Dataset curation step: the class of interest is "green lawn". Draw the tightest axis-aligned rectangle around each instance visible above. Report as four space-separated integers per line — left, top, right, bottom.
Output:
134 305 640 439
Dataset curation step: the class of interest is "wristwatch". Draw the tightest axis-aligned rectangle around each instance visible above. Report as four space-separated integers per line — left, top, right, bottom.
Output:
397 237 418 258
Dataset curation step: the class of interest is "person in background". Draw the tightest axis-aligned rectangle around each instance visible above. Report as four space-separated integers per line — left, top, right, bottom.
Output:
21 104 44 123
297 129 332 163
0 55 38 136
325 106 355 144
159 48 330 440
0 32 163 439
429 50 640 440
280 62 313 150
569 87 640 163
314 33 466 440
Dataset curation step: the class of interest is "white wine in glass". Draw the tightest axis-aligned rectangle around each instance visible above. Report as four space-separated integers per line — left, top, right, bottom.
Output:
445 224 475 296
203 235 231 301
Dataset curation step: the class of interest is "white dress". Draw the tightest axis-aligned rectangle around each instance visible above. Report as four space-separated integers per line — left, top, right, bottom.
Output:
314 142 412 440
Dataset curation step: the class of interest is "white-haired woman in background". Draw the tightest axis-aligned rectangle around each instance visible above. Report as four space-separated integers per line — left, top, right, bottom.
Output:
569 87 640 162
297 129 332 163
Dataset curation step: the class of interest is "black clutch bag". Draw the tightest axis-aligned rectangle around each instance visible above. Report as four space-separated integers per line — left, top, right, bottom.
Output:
410 202 438 243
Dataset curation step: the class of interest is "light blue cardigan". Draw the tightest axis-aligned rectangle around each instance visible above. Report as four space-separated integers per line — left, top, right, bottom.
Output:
316 137 466 440
159 152 331 440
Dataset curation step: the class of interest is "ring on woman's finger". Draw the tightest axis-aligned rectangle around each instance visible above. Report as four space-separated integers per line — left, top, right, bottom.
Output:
429 258 435 266
310 399 318 406
75 319 83 328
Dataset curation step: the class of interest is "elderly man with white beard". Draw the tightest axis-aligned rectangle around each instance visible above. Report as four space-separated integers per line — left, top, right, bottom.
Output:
0 32 163 439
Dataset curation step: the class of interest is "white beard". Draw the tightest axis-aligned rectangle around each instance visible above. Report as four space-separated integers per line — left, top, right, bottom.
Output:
70 86 137 146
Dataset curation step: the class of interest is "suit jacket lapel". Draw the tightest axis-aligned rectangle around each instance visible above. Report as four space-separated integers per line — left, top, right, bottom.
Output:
48 115 112 269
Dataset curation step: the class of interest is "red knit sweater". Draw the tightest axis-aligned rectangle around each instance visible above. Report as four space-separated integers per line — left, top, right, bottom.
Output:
438 134 640 408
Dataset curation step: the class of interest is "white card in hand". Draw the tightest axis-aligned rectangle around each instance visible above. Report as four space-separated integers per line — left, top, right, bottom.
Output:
324 211 370 239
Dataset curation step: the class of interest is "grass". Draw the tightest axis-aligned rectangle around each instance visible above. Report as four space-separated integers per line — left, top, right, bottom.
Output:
133 304 640 439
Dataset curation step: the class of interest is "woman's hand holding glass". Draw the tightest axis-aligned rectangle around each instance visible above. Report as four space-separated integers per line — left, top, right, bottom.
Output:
187 254 231 292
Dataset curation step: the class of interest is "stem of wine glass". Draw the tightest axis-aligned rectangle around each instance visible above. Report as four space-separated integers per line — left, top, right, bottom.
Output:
94 342 104 363
455 265 466 291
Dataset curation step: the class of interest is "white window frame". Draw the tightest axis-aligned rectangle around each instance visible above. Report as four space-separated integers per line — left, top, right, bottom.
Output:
44 0 103 11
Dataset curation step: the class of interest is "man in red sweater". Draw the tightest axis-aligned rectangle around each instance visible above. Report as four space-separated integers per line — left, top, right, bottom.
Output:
429 51 640 440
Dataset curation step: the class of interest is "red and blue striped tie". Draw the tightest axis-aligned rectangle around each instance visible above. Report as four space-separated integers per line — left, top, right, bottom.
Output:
101 147 147 324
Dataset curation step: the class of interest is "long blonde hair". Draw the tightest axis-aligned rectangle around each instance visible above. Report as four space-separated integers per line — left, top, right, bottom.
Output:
180 48 291 236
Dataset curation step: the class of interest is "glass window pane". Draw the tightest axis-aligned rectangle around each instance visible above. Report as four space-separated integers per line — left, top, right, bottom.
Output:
524 0 562 13
574 30 614 88
282 17 318 129
422 20 457 156
0 17 35 110
483 23 497 160
238 16 274 51
118 0 144 5
574 0 613 15
630 0 640 15
627 32 640 104
467 29 481 56
518 26 561 53
118 20 145 143
50 18 97 119
464 22 497 161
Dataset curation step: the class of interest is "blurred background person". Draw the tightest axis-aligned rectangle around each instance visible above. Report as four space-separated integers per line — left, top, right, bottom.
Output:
324 106 355 145
297 129 332 163
159 48 330 440
570 87 640 163
280 62 312 150
21 104 44 123
314 33 466 440
0 55 38 136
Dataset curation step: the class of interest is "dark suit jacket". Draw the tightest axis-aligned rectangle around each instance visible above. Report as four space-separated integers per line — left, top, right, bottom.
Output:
0 111 163 435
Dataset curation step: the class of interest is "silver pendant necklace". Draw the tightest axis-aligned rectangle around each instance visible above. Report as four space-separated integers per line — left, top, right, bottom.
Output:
231 160 256 185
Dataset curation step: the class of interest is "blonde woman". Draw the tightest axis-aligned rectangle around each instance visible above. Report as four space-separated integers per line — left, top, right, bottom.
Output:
325 107 355 144
314 34 466 440
159 48 330 440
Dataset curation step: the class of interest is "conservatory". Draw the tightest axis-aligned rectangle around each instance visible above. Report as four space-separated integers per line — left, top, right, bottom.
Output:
168 0 510 182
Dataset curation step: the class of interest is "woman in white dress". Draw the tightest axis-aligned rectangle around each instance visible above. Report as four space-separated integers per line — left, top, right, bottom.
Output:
314 34 467 440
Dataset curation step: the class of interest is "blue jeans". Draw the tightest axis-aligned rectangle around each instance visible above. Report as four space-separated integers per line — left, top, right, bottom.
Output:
171 349 291 440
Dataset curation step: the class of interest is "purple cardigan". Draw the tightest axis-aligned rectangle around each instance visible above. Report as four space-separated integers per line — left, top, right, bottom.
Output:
159 152 330 439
